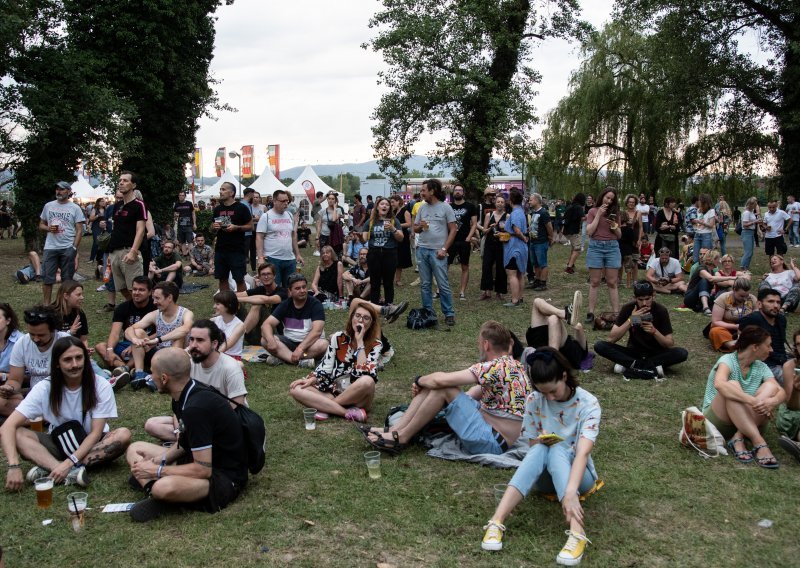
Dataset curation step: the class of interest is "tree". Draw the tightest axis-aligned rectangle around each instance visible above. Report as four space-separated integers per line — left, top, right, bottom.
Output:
617 0 800 198
366 173 386 179
365 0 585 200
535 21 775 200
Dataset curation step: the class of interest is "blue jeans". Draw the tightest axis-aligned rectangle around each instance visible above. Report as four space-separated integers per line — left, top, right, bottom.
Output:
717 226 727 256
693 233 713 264
508 442 597 501
268 257 297 289
416 247 454 317
791 223 800 245
740 229 755 269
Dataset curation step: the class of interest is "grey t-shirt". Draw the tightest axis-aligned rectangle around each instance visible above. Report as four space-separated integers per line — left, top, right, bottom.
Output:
415 201 456 250
40 200 86 250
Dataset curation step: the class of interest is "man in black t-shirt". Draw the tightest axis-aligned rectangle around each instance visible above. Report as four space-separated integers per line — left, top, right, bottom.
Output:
173 190 196 257
447 185 478 300
95 275 155 389
107 171 147 301
739 288 788 383
562 194 586 274
594 280 688 379
236 262 288 345
212 182 252 292
126 348 247 522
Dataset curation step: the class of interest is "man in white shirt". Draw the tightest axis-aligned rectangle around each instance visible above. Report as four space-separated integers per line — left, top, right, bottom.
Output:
256 189 304 288
636 195 651 234
144 320 247 441
762 199 791 256
786 195 800 247
645 247 687 295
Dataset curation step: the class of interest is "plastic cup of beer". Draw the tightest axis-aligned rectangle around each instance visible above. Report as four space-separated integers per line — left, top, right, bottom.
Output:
35 477 53 509
29 416 44 432
67 492 88 532
303 408 317 431
364 451 381 480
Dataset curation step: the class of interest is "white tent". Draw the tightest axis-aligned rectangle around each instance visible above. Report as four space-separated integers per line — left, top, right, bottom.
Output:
286 166 348 224
204 169 240 196
71 176 107 201
246 165 288 196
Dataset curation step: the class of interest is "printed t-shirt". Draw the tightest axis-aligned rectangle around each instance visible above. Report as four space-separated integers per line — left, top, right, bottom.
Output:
257 209 295 260
615 301 672 355
468 355 531 418
212 201 252 253
450 200 477 242
764 209 790 238
764 270 795 297
40 200 85 250
113 299 156 333
366 218 401 249
9 331 71 387
519 387 601 454
174 200 194 228
271 296 325 343
528 207 551 243
713 292 757 324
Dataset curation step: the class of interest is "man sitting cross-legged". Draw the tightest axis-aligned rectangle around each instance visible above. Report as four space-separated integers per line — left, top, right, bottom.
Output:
594 280 688 380
360 321 531 455
343 247 371 300
236 262 288 347
645 247 687 295
144 320 247 442
126 348 248 522
261 273 328 368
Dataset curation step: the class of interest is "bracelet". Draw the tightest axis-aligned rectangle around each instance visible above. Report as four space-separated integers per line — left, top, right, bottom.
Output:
68 453 80 465
156 336 162 344
7 463 21 469
414 375 423 388
156 464 164 479
353 347 363 357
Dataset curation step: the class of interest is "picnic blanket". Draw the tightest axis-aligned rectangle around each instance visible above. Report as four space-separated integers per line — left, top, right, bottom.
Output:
421 432 530 469
179 282 210 294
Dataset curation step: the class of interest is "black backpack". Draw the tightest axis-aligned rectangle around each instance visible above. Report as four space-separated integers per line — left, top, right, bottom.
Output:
406 307 438 330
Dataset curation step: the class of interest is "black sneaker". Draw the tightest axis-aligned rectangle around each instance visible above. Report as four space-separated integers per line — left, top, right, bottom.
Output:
585 312 595 324
109 366 131 392
533 282 547 291
622 366 658 381
445 315 456 326
778 435 800 463
385 301 409 324
130 497 173 522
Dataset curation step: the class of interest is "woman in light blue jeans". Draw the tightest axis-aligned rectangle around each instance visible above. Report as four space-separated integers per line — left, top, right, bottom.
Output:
481 348 602 566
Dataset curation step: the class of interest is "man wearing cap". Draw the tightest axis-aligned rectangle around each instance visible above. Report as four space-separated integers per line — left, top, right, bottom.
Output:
645 247 687 295
39 181 85 304
594 280 688 379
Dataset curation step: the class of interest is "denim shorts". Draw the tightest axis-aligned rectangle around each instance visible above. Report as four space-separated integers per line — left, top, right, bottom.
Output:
444 393 508 455
585 239 621 269
529 241 549 268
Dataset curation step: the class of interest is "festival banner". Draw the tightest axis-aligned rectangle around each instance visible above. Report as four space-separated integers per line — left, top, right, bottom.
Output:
215 147 226 177
192 148 203 179
267 144 280 178
242 145 254 177
301 180 315 203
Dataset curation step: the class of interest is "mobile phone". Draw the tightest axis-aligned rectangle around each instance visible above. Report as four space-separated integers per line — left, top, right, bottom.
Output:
538 433 564 443
641 313 653 323
630 315 642 326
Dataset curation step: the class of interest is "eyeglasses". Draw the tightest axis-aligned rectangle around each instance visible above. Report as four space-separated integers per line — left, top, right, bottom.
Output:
633 281 653 296
352 313 372 323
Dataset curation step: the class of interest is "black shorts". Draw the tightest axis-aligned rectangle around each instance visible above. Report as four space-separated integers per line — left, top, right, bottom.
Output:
448 241 471 266
278 335 301 351
505 258 520 271
526 325 587 370
186 470 243 513
214 249 247 282
176 227 194 244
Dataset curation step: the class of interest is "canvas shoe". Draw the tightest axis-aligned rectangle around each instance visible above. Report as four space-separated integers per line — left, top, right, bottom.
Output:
613 364 626 374
265 355 283 366
109 366 131 392
298 358 316 369
384 301 409 324
64 465 90 487
481 519 505 551
377 347 395 370
26 465 50 483
556 530 591 565
778 435 800 463
344 407 367 423
566 291 583 327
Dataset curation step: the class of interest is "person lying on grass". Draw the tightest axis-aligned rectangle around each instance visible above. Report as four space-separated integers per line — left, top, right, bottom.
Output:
359 320 530 455
289 302 381 423
702 325 785 469
481 347 601 567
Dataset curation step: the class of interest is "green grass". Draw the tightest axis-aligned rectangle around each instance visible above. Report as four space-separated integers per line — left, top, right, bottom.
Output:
1 236 799 567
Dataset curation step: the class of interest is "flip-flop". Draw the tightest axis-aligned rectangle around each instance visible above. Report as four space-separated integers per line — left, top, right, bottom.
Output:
726 438 753 463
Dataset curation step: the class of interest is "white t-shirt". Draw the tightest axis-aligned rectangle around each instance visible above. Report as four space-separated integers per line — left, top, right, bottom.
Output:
695 210 716 235
764 270 796 297
16 377 117 434
764 209 790 238
9 331 71 388
212 315 244 357
190 353 247 400
256 209 295 260
636 203 650 217
40 200 85 250
646 256 682 279
742 210 757 229
787 202 800 222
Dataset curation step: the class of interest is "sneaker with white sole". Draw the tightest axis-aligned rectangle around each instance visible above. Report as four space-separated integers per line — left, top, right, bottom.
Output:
655 365 665 378
613 364 626 374
298 358 316 369
377 346 395 370
556 530 591 565
567 291 583 327
265 355 283 366
64 465 90 487
130 497 173 522
109 365 131 392
26 465 50 483
481 519 505 551
384 301 409 324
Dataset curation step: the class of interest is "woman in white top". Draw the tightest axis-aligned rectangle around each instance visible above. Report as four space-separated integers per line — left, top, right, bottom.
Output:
759 255 800 313
691 194 716 264
211 290 245 359
740 197 759 270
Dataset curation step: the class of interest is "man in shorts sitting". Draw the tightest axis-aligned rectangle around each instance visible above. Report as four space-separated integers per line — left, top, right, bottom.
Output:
645 247 687 295
362 321 530 455
126 348 248 522
343 247 371 300
261 273 328 368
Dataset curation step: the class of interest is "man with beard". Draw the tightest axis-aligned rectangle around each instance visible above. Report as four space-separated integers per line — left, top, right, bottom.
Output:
447 185 478 300
739 288 788 383
126 348 247 522
144 320 246 442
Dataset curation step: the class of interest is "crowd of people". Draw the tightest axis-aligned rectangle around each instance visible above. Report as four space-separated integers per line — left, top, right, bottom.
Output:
2 175 800 566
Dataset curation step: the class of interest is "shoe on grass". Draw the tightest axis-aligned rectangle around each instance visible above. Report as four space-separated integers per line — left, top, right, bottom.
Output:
384 301 409 324
109 366 131 392
265 355 283 366
566 291 583 327
64 465 90 487
481 519 505 551
344 407 367 422
26 465 50 483
377 346 395 370
613 364 625 374
445 315 456 326
130 497 173 522
298 358 316 369
556 530 591 566
778 435 800 463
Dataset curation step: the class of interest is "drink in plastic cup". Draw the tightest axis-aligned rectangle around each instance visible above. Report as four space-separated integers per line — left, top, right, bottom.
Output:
29 417 44 432
67 492 88 532
303 408 317 431
493 483 508 504
364 451 381 479
50 222 59 233
35 477 53 509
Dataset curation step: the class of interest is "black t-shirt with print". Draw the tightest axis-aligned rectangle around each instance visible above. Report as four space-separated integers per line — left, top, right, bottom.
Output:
615 301 673 355
212 201 252 253
108 199 147 252
113 299 156 334
174 200 194 228
451 201 477 242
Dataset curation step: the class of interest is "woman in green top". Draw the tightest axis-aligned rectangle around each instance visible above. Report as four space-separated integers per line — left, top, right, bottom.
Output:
702 325 785 468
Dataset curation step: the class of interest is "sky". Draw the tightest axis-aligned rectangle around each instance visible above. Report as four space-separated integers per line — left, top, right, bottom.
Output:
194 0 617 177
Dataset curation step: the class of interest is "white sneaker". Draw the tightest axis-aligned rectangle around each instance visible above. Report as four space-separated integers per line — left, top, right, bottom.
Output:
64 465 90 487
655 365 665 378
298 358 316 369
377 347 395 370
613 364 625 374
26 465 50 483
265 355 283 366
313 250 321 256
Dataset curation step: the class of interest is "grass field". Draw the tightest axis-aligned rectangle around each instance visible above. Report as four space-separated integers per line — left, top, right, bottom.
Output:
0 234 798 568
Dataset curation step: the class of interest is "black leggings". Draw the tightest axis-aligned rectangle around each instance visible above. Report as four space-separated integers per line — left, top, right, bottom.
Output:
367 247 398 304
480 239 507 293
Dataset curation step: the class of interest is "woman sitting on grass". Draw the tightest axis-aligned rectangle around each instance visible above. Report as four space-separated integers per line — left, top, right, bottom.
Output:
311 245 344 302
211 290 245 361
702 325 785 468
482 347 601 566
759 255 800 313
288 302 382 423
684 250 729 314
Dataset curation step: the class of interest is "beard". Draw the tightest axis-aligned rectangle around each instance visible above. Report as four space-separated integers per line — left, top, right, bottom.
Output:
189 350 209 364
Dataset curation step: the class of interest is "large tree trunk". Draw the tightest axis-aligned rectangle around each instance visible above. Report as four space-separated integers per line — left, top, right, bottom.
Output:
778 42 800 199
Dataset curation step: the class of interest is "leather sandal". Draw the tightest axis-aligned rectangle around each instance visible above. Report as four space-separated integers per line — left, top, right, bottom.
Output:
367 430 407 456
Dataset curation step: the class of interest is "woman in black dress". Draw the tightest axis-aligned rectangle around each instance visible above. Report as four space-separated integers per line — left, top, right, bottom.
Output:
654 196 681 259
478 194 509 300
390 195 413 286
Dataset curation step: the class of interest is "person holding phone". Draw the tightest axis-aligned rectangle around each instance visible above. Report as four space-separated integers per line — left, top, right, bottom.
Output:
481 348 601 566
584 187 622 324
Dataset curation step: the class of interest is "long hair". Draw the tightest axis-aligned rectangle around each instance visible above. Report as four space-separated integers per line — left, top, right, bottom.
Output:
0 303 19 341
745 197 758 211
595 187 619 218
698 194 713 213
525 347 580 395
422 179 445 201
51 280 83 320
345 302 381 347
49 336 97 419
368 197 393 232
320 245 339 263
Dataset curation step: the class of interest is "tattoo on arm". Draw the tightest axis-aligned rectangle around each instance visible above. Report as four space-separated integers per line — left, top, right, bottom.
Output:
196 460 212 468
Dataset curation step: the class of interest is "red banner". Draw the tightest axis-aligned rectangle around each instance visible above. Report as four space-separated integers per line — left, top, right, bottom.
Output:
301 180 315 203
268 144 280 178
215 147 226 177
242 145 254 177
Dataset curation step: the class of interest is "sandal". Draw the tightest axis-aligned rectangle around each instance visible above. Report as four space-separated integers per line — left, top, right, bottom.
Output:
355 423 388 443
752 443 779 469
367 430 407 456
726 438 753 464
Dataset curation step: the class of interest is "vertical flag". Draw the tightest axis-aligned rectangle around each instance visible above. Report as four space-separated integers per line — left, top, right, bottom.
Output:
242 145 254 177
193 148 203 180
215 147 226 177
267 144 280 178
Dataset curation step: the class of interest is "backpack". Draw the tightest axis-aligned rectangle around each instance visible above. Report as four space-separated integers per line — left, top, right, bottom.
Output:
406 307 438 330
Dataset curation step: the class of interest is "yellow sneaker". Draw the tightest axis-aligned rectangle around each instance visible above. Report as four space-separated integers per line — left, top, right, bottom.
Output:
481 519 505 551
556 530 591 565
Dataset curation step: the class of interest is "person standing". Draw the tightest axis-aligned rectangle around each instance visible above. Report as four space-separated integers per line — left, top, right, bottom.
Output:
691 194 717 264
106 172 147 302
448 185 478 299
390 194 413 286
527 193 553 291
212 182 252 292
636 195 650 235
362 197 403 305
315 191 345 258
351 193 367 231
39 181 85 304
786 195 800 248
740 197 760 270
413 179 457 325
255 189 303 288
503 189 528 308
173 190 196 258
761 199 790 257
479 193 508 300
563 193 586 275
585 188 622 324
654 196 681 260
715 195 732 255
